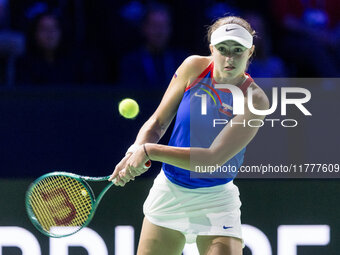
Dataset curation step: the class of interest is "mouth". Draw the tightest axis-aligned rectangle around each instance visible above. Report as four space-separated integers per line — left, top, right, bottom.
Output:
224 66 235 71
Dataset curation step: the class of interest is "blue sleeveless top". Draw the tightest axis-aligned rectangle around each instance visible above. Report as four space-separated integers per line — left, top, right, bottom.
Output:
162 62 254 188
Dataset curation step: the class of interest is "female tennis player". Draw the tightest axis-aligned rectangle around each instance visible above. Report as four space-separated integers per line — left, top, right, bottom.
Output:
109 16 269 255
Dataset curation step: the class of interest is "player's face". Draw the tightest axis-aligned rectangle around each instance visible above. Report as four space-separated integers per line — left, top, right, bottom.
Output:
210 41 253 79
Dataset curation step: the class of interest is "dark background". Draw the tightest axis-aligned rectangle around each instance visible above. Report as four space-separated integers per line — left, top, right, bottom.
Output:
0 0 339 254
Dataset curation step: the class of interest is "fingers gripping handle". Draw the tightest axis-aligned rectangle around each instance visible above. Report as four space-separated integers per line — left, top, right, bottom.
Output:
112 160 151 182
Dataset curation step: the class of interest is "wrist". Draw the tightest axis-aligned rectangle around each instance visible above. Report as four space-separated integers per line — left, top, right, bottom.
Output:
144 143 159 161
143 144 150 160
125 144 140 155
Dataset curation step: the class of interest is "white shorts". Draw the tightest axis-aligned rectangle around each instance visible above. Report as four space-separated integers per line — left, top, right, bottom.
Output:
143 170 243 244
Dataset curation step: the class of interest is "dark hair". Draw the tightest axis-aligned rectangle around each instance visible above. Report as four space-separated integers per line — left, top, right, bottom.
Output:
207 16 256 44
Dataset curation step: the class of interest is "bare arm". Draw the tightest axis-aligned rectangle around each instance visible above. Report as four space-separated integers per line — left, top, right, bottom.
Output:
109 56 211 183
146 84 269 171
131 55 210 145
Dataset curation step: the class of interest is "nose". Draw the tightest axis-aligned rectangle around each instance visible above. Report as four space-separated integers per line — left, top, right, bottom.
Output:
225 56 234 64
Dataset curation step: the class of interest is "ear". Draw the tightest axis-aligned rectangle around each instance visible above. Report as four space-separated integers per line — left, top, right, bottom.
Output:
248 45 255 58
209 44 214 54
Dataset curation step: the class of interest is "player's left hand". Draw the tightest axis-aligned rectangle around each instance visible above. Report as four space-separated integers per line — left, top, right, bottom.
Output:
115 145 150 186
109 153 133 186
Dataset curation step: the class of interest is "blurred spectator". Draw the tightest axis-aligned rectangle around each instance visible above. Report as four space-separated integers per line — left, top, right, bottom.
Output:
15 12 79 85
16 9 106 85
119 3 189 89
272 0 340 77
0 0 25 86
10 1 77 44
245 12 287 79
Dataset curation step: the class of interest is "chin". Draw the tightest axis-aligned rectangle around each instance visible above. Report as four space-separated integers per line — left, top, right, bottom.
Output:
222 70 236 76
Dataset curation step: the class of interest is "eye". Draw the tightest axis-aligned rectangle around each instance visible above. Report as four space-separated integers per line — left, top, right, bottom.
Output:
234 47 244 53
217 47 226 54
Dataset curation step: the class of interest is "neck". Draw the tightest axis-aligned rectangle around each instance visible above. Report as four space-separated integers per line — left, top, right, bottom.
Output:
213 70 247 87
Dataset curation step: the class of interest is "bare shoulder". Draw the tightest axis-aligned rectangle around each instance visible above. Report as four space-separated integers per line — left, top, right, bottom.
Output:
248 82 270 110
177 55 212 86
182 55 211 70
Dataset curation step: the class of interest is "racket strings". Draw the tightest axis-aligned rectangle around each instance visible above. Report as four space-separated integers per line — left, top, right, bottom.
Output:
28 175 93 234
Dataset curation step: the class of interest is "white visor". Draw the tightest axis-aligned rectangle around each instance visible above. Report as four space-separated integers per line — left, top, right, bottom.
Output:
210 23 253 48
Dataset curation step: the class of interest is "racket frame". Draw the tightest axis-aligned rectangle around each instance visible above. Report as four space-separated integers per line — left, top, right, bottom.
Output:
26 161 151 238
25 172 112 238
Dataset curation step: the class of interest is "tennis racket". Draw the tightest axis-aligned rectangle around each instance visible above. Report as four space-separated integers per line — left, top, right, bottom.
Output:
25 160 151 238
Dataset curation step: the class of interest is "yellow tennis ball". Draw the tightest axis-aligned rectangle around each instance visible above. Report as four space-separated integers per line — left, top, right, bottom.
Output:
118 98 139 119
